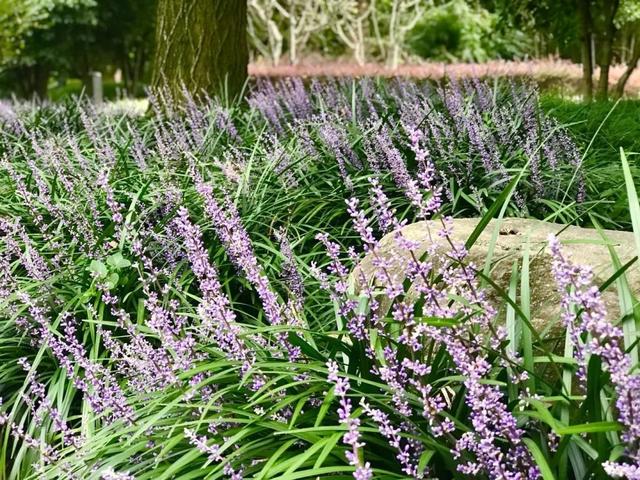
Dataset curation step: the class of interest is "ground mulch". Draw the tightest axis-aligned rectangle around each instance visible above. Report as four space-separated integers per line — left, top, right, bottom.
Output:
249 59 640 96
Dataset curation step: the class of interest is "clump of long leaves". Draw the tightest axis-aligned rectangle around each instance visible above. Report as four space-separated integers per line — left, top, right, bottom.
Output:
247 76 588 218
0 80 638 479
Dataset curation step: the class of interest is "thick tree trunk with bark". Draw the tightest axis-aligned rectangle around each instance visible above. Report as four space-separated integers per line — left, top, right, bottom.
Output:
152 0 248 101
578 0 593 102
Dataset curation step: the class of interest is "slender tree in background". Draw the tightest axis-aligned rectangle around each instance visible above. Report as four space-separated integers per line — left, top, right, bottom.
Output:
594 0 621 100
578 0 594 101
614 0 640 97
615 39 640 96
152 0 248 100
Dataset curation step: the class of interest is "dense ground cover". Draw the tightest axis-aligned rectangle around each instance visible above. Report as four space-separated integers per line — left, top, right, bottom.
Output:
0 78 639 479
541 96 640 156
540 95 640 229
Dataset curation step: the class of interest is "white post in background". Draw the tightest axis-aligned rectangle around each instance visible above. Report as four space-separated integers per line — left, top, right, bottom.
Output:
91 71 103 104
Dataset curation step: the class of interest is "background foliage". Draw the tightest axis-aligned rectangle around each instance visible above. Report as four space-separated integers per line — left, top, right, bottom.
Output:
4 0 640 99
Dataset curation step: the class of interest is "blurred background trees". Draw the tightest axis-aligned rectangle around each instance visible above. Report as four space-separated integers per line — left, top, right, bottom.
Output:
93 0 156 96
2 0 640 100
0 0 96 98
0 0 155 98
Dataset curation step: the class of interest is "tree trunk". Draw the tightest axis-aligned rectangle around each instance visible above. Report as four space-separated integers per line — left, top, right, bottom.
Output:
597 52 612 101
133 44 147 97
577 0 593 102
34 65 50 100
288 1 296 65
614 47 640 98
17 64 50 100
152 0 248 101
595 0 620 101
122 50 133 96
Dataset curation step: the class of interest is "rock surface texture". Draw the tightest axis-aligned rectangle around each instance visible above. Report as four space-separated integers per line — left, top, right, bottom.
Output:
352 217 639 335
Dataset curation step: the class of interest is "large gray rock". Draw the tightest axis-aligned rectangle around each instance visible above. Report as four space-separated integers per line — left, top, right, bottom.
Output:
351 217 639 334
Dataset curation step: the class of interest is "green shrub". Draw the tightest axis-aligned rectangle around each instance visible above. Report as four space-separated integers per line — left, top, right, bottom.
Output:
408 0 530 62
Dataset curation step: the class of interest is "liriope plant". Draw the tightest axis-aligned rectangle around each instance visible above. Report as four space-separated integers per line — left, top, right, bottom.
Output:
0 80 638 479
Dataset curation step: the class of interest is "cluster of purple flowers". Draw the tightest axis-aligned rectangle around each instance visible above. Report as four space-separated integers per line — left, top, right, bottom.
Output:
327 360 373 480
0 88 305 477
18 357 83 448
196 180 302 362
0 81 627 480
173 206 255 375
313 179 540 478
20 300 136 424
184 428 243 479
0 399 60 469
245 76 585 211
550 235 640 477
